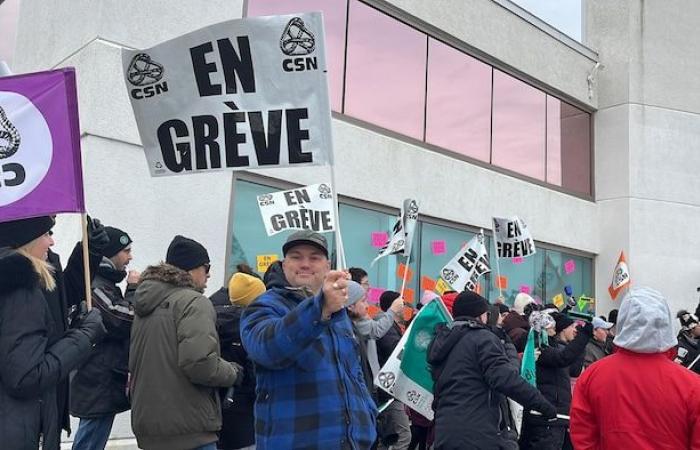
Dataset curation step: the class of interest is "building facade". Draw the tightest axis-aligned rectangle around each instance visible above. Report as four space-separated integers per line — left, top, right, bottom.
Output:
12 0 699 325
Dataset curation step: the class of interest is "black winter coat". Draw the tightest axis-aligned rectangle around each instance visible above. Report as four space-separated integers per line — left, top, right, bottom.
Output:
376 320 402 403
521 329 588 433
70 260 135 418
215 303 256 449
427 317 554 450
676 332 700 374
0 249 95 450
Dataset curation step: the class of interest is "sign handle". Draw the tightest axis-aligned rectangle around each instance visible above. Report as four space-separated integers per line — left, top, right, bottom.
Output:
81 213 93 310
399 253 412 306
328 164 346 270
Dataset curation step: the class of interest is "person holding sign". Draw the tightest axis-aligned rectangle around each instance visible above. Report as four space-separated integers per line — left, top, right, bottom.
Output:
241 230 377 450
0 218 107 450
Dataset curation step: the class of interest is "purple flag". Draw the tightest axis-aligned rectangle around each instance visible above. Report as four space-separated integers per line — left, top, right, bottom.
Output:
0 68 84 222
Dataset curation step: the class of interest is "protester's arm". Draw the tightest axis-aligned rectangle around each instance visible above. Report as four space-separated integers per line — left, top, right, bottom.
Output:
537 324 592 368
241 292 334 369
175 295 240 387
583 343 596 369
569 371 598 450
63 242 102 309
354 311 395 339
0 291 98 398
92 287 133 340
476 333 556 418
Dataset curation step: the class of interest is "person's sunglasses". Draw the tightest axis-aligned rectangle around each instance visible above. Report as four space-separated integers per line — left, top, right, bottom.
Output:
203 263 211 274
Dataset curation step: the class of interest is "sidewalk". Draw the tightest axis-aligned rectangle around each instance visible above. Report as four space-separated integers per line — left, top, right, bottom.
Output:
62 412 138 449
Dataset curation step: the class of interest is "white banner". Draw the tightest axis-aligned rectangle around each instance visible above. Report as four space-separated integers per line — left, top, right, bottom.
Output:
123 13 332 177
492 216 536 258
257 183 335 236
440 231 490 292
372 199 419 265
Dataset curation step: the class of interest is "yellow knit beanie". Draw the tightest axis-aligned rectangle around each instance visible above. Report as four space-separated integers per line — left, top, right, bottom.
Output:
228 272 265 306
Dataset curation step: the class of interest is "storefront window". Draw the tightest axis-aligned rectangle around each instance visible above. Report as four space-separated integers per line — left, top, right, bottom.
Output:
229 180 595 311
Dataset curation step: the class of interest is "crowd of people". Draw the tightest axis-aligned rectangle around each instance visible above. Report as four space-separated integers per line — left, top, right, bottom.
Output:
1 216 699 450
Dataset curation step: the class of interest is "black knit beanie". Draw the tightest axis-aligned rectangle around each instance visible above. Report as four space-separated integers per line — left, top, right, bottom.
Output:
166 235 210 271
102 226 132 258
0 216 55 248
552 312 574 334
452 291 489 319
380 290 401 312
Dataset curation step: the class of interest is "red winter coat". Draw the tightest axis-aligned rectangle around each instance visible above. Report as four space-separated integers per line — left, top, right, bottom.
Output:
570 348 700 450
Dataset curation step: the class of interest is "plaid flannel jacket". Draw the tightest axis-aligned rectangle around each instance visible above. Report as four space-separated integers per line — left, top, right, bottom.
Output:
241 280 377 450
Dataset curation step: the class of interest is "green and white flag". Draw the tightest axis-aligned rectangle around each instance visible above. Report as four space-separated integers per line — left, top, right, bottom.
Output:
374 298 451 420
520 328 537 387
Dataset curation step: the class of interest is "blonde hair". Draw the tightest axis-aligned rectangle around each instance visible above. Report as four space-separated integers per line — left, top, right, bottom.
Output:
17 246 56 292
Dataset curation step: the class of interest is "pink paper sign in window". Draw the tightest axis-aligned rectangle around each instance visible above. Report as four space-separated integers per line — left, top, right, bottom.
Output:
344 0 427 140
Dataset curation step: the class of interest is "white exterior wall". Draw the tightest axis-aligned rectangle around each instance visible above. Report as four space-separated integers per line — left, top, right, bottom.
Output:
587 0 700 318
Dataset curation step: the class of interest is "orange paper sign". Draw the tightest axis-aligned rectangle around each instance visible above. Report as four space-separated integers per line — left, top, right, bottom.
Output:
421 276 437 292
403 308 414 322
367 304 381 318
402 288 415 304
495 276 508 289
397 263 414 282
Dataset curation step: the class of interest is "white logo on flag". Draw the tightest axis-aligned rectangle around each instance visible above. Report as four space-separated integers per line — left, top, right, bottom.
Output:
372 199 419 265
0 92 53 207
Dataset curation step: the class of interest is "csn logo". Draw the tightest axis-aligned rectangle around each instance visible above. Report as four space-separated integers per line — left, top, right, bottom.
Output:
0 105 24 188
127 53 168 100
280 17 318 72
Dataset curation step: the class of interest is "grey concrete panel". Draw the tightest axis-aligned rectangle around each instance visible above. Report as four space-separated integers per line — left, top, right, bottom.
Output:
14 0 244 72
594 197 631 317
594 104 630 200
629 104 700 205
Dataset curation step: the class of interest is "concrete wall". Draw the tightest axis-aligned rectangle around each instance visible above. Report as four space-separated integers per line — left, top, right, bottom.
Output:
587 0 700 318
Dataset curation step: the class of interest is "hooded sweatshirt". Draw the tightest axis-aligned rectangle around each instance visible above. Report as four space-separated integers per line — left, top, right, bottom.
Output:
570 287 700 450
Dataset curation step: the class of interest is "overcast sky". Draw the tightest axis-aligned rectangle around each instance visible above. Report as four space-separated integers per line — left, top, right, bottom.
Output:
511 0 582 41
0 0 20 67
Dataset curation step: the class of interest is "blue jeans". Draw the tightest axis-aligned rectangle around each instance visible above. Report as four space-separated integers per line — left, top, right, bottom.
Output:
71 415 116 450
192 443 217 450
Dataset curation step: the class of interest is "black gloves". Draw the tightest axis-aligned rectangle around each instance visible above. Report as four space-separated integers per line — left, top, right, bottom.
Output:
74 308 107 345
577 321 594 337
537 400 558 420
87 216 109 254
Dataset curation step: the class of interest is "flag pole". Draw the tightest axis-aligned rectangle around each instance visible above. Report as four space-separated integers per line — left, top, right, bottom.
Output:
400 253 412 306
491 221 504 298
80 213 92 310
328 163 346 270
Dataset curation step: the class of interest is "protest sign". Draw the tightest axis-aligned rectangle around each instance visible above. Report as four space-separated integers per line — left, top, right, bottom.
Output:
123 13 332 176
608 251 630 300
440 231 490 292
375 299 451 420
257 183 335 235
372 199 419 265
493 216 536 258
0 69 84 221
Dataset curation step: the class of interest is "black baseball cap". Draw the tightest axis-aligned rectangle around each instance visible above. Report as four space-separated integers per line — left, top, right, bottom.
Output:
282 230 329 258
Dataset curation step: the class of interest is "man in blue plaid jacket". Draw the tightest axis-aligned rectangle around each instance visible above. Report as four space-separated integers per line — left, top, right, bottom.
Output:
241 230 378 449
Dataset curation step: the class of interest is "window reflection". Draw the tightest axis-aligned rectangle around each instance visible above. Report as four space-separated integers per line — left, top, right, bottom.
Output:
546 96 562 186
492 70 546 181
247 0 348 112
344 0 427 140
560 103 591 195
425 38 491 162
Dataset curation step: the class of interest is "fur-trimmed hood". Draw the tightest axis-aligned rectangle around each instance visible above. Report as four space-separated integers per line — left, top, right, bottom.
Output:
0 247 40 296
133 263 199 317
